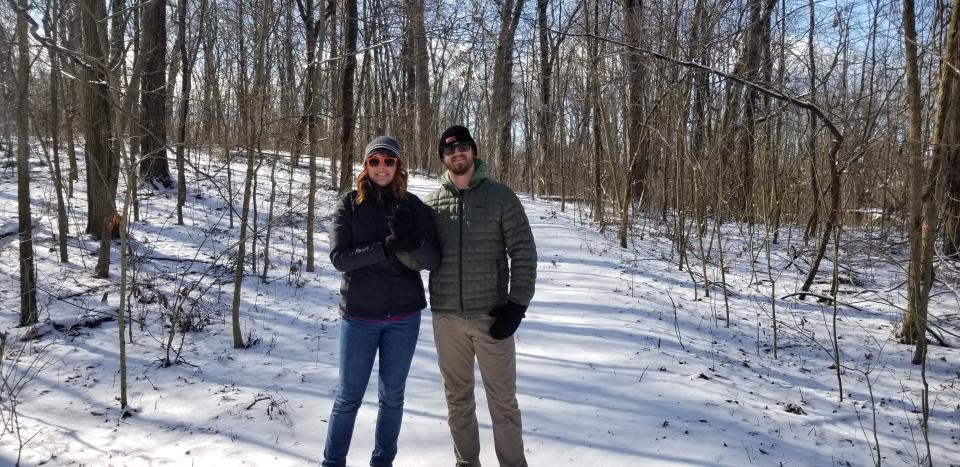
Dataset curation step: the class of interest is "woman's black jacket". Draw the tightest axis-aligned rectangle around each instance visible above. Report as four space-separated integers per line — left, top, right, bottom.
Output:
328 184 439 320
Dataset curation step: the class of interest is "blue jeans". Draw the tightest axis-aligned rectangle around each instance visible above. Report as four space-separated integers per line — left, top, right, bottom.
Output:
322 313 421 467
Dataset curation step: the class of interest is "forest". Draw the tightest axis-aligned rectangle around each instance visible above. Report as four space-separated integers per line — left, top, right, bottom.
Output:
1 0 959 465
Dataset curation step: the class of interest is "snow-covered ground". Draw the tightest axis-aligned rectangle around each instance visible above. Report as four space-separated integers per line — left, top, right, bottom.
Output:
0 147 958 466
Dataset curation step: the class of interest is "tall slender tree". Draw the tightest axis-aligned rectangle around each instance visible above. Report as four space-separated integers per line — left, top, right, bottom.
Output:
231 0 274 348
406 0 431 172
176 0 208 224
13 0 38 326
337 0 359 192
42 2 70 264
619 0 647 248
901 0 927 349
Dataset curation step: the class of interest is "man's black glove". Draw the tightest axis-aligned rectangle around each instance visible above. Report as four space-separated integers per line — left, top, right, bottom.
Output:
488 301 527 340
385 232 424 252
387 205 415 237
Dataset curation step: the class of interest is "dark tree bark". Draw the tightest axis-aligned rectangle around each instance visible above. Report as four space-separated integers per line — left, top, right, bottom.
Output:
588 0 604 223
336 0 358 193
175 0 207 224
297 0 321 270
942 4 960 260
619 0 647 248
803 0 820 242
734 0 776 219
535 0 553 199
43 3 69 263
13 0 38 326
140 0 172 186
80 0 120 277
490 0 526 181
901 0 928 350
902 0 958 365
406 0 431 172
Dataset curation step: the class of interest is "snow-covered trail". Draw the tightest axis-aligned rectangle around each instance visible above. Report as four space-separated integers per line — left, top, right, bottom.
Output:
2 161 958 466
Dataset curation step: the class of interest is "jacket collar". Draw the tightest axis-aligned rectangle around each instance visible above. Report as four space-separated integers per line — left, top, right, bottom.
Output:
363 180 397 203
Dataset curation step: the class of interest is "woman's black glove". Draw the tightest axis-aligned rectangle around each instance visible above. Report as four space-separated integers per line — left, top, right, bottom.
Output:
387 205 415 236
385 205 421 252
488 301 527 340
386 232 424 252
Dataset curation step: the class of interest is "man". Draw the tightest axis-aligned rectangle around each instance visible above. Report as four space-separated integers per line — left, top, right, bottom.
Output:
424 125 537 467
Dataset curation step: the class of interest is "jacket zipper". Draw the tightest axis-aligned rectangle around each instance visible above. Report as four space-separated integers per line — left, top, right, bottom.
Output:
457 189 465 314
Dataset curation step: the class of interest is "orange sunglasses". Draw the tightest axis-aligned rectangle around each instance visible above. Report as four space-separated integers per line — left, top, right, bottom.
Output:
366 155 398 168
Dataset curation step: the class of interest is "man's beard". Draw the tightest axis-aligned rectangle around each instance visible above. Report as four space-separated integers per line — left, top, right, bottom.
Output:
446 157 473 176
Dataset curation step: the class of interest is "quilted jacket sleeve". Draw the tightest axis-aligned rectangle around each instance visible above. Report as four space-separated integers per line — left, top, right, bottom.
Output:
501 189 537 306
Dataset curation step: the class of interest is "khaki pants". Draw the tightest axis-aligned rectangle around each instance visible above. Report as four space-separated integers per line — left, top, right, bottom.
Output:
432 313 527 467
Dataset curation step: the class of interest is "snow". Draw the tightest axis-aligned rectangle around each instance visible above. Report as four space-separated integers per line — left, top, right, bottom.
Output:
0 149 958 466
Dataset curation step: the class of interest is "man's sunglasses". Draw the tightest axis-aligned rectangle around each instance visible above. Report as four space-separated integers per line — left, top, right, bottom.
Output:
366 155 398 168
441 142 471 156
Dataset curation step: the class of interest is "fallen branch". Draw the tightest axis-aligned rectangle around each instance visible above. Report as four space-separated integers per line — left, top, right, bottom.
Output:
246 396 272 410
779 292 864 311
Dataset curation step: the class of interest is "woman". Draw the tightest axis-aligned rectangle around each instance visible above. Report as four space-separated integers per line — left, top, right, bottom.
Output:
324 136 439 467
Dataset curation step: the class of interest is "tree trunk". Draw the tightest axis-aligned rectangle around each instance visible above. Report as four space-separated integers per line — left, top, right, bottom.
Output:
406 0 431 172
65 7 81 195
619 0 647 248
299 0 321 271
942 3 960 260
589 0 604 223
123 4 144 222
737 0 775 219
116 123 139 411
140 0 172 186
327 0 340 188
230 0 273 348
43 3 69 263
262 155 278 281
80 0 120 278
14 0 38 326
902 0 959 365
337 0 358 193
536 0 553 200
490 0 526 181
901 0 927 348
803 0 820 243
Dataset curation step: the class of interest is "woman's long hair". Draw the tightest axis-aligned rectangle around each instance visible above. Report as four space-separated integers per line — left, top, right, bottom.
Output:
355 156 409 204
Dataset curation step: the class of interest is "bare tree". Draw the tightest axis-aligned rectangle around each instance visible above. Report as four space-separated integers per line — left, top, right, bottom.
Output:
230 0 274 348
535 0 553 200
618 0 647 248
336 0 358 193
296 0 329 272
12 0 37 326
140 0 172 186
406 0 431 172
41 2 69 264
80 0 120 278
902 0 959 370
489 0 525 180
901 0 929 351
942 4 960 260
175 0 208 224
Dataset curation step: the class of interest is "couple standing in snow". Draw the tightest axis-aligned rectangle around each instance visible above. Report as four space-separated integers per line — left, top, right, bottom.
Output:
324 125 538 467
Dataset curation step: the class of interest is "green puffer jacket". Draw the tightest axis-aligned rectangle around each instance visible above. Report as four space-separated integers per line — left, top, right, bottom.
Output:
424 158 537 315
